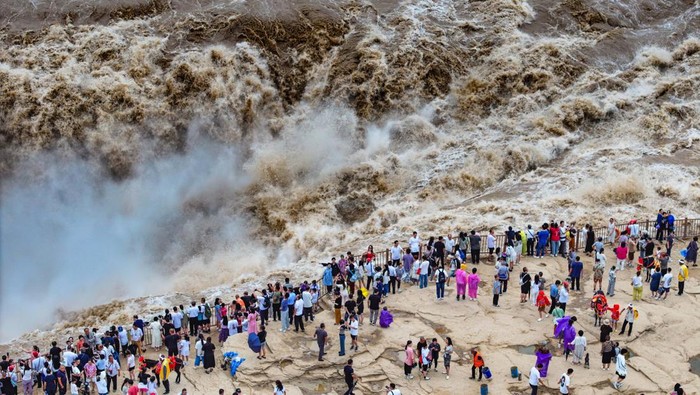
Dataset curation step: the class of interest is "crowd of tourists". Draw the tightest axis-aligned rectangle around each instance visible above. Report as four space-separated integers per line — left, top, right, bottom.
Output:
1 211 696 395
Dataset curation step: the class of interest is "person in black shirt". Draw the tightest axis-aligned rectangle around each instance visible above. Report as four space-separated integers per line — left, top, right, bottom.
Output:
334 293 343 325
343 359 359 395
162 319 174 338
257 326 267 360
433 237 446 266
49 341 62 370
368 290 381 326
164 329 180 357
44 370 58 395
344 297 357 322
429 338 441 371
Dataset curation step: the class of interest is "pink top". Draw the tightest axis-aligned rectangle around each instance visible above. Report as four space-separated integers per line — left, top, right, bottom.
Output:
616 247 628 260
405 347 415 365
467 273 480 287
247 313 258 334
455 269 467 285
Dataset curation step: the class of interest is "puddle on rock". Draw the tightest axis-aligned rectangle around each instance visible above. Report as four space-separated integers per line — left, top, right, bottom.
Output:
518 345 536 355
434 325 447 334
690 355 700 376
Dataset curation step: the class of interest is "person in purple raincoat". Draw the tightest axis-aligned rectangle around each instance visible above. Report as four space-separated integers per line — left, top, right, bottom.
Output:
379 307 394 328
554 316 578 360
535 345 552 377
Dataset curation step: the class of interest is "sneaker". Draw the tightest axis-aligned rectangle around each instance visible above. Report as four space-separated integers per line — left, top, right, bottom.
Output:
446 375 450 380
545 314 549 318
442 371 447 374
537 318 542 322
408 375 414 379
424 377 430 380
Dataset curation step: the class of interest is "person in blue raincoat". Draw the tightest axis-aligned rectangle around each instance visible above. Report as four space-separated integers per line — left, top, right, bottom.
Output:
323 265 334 294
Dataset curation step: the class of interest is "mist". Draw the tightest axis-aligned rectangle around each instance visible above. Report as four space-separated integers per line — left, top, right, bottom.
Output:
0 136 255 341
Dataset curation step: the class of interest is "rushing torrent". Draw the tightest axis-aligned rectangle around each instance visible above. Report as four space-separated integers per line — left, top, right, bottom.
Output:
1 0 699 341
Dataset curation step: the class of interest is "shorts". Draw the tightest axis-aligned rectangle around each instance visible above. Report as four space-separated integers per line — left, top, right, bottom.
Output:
421 363 430 372
616 372 626 379
659 287 669 295
128 367 135 372
351 335 357 341
260 341 266 348
444 355 451 367
538 305 546 312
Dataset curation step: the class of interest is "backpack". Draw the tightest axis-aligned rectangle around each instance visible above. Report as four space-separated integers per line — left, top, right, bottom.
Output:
437 270 446 283
263 295 270 309
204 304 212 319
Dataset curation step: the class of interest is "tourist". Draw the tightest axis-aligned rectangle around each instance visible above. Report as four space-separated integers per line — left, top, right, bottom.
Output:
520 267 532 303
467 267 480 301
650 267 662 298
678 260 689 295
569 257 583 292
443 337 453 380
558 283 570 313
529 363 545 395
571 330 587 365
469 349 484 381
202 337 215 374
492 275 501 307
368 289 381 326
497 260 509 293
435 264 447 300
535 345 552 378
455 264 467 301
613 349 628 390
385 383 401 395
470 230 482 264
606 265 617 297
618 304 636 336
526 225 536 256
685 236 698 266
349 315 359 351
536 290 550 322
428 338 441 372
273 380 286 395
631 271 643 301
420 343 431 380
659 268 673 300
293 295 305 333
313 323 328 361
404 340 415 380
601 335 614 370
584 225 595 256
343 359 359 395
379 307 393 328
487 229 496 258
418 255 429 289
536 225 549 259
559 368 573 394
593 249 605 291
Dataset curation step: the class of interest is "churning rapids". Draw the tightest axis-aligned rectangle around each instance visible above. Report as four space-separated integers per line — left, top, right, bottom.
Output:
1 0 699 341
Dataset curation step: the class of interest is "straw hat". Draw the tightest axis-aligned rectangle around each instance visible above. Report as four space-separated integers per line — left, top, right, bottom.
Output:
603 319 610 325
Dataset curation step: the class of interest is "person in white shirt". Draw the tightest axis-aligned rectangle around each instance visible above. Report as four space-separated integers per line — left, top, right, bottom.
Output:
559 368 573 394
385 383 401 395
96 371 108 395
63 348 78 368
408 232 421 255
349 315 359 351
487 229 496 257
613 349 628 389
419 257 430 289
302 290 314 322
187 302 199 336
194 336 204 368
171 307 183 333
660 268 673 300
126 351 136 380
445 234 455 256
129 325 143 356
293 296 305 332
105 355 120 392
390 241 403 265
529 364 544 394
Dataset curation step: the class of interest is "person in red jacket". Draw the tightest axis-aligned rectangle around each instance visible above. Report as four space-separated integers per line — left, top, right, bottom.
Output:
470 350 485 381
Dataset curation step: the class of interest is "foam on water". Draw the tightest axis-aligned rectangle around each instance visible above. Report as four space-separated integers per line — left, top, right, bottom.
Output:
1 0 700 342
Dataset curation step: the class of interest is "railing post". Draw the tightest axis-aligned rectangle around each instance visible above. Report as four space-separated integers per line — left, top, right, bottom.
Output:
684 218 689 238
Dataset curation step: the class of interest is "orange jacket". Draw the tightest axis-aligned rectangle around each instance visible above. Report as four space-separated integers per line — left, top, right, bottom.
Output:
473 352 484 367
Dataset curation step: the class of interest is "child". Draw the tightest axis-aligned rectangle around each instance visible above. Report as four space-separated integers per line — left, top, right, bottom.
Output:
551 303 564 335
492 275 501 307
379 307 394 328
311 288 319 313
178 336 190 365
607 266 617 297
609 304 621 331
536 290 550 322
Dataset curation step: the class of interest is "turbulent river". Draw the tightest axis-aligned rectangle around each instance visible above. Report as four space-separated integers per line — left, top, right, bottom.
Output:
1 0 699 340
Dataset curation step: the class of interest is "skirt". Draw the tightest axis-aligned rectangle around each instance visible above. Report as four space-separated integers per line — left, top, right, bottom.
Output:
218 328 230 343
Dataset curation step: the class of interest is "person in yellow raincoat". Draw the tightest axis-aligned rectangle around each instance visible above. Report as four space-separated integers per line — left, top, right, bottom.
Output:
157 355 173 394
677 259 689 295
